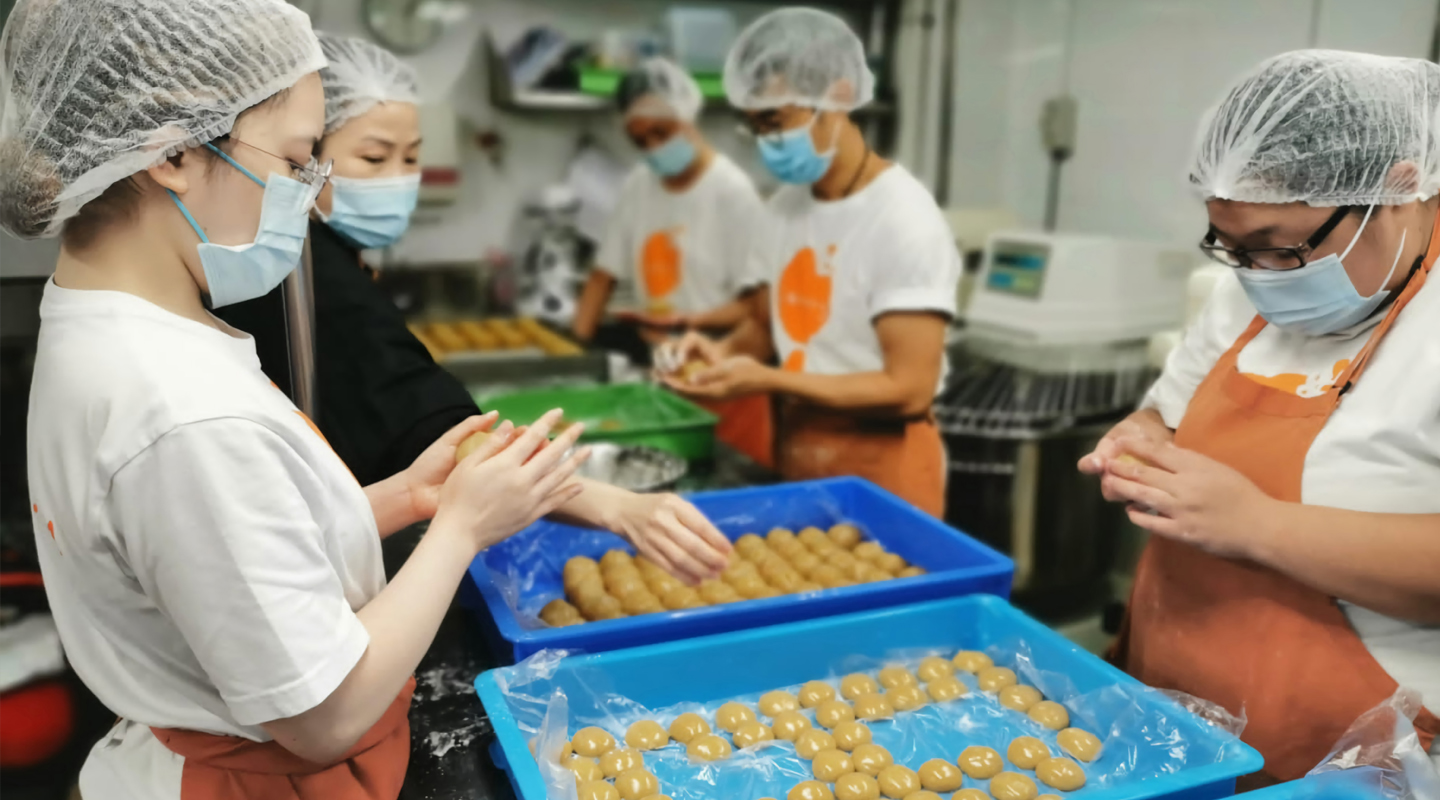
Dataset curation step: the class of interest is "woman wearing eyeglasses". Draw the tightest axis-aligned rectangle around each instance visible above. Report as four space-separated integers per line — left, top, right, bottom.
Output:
1081 50 1440 786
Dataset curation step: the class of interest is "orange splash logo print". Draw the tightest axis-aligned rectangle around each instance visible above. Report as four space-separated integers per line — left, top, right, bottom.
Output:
777 245 835 372
641 228 683 302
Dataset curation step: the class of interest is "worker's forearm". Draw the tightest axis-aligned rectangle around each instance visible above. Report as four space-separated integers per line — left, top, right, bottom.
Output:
545 478 627 531
769 369 930 416
364 474 421 540
572 271 616 341
720 316 774 361
1252 506 1440 624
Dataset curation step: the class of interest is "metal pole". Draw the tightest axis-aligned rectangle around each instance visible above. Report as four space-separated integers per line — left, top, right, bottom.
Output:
284 234 317 418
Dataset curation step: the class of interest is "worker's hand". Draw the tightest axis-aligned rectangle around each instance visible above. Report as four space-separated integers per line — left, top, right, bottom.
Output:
665 355 773 400
1101 437 1280 560
403 412 501 522
1079 409 1174 500
433 409 592 553
606 492 731 585
653 331 725 376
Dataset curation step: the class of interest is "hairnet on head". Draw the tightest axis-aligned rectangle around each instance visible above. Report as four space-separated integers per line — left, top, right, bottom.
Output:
0 0 325 239
318 33 421 134
723 7 874 112
616 58 702 123
1191 49 1440 207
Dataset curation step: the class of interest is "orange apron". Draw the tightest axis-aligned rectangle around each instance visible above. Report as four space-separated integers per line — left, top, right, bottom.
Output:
777 401 946 518
1114 213 1440 786
697 393 775 469
149 678 415 800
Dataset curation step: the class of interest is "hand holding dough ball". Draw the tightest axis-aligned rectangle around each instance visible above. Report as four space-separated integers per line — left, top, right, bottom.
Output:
989 772 1039 800
812 749 854 781
834 772 881 800
795 729 836 759
1006 736 1051 770
916 657 954 683
599 747 642 778
951 650 993 673
832 721 872 752
715 701 757 732
853 692 894 721
998 684 1042 712
667 712 709 743
1056 727 1102 762
876 765 920 799
877 665 916 689
799 680 836 708
732 721 775 748
977 666 1018 692
614 767 660 800
455 430 494 462
957 745 1004 779
827 524 862 549
886 685 927 712
850 743 893 776
624 720 668 751
685 733 732 761
759 690 800 717
772 710 812 741
577 780 619 800
918 759 964 793
926 675 968 703
571 727 616 758
1036 757 1086 792
841 673 880 700
788 781 835 800
568 758 604 782
1028 700 1070 730
816 699 855 729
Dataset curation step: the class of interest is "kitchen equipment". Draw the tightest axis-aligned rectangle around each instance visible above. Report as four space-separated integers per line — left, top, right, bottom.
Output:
513 186 587 328
474 383 717 461
574 443 687 493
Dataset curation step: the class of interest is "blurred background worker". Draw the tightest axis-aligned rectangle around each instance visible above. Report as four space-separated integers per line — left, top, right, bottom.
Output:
662 7 961 517
572 56 774 467
1082 50 1440 783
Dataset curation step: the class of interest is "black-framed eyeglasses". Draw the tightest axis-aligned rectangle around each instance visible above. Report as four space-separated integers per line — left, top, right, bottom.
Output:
1199 205 1356 270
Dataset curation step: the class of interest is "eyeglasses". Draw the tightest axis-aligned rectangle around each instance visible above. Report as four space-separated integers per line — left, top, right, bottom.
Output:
1199 205 1356 270
213 136 333 213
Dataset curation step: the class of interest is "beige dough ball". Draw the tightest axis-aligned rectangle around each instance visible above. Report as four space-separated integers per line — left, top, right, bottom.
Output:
722 559 759 584
599 747 642 778
1056 727 1103 762
1006 736 1051 770
758 558 797 584
798 680 837 708
752 585 784 600
731 720 774 748
788 551 823 577
599 549 633 571
989 771 1039 800
908 793 948 800
834 772 881 800
825 550 860 573
605 571 646 598
759 690 800 718
795 729 836 759
796 580 824 593
735 533 768 558
619 590 664 616
827 523 863 549
877 666 916 689
731 574 770 599
1035 757 1086 792
926 675 968 703
769 571 804 594
886 684 927 712
1036 796 1062 800
660 585 703 610
897 566 927 578
685 733 732 762
952 791 990 800
797 527 831 551
998 684 1043 712
812 749 854 781
841 673 880 700
951 650 993 673
633 555 665 582
811 565 852 589
577 780 619 800
852 542 885 564
787 781 835 800
569 577 608 604
874 552 907 574
767 527 798 547
563 556 600 589
876 765 920 799
816 699 855 729
1028 701 1070 730
976 666 1018 693
646 572 682 596
577 591 623 621
853 563 891 584
773 538 809 559
540 599 584 626
917 759 964 793
915 656 955 683
697 580 741 604
624 720 668 751
568 757 604 782
831 721 872 752
571 727 616 758
853 692 894 721
614 767 660 800
956 745 1003 779
850 743 893 776
667 712 710 744
772 710 813 741
715 701 757 733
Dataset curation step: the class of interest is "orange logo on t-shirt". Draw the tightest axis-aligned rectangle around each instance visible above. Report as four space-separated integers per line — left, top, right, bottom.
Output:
777 246 835 372
1242 358 1351 398
641 229 683 300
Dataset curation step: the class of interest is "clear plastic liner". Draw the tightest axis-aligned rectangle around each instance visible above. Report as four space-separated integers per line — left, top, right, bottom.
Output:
1298 689 1440 800
496 639 1254 800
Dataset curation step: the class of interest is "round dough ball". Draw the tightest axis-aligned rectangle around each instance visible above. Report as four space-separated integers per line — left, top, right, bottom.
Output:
646 573 682 596
788 781 835 800
758 558 796 584
568 757 604 782
620 590 664 616
1035 757 1086 792
917 759 964 793
1056 727 1102 762
812 749 854 781
1028 701 1070 730
915 656 954 683
685 733 732 762
752 585 784 600
956 745 1003 779
795 729 836 759
850 743 893 776
796 580 824 593
831 721 872 752
571 727 616 758
897 566 927 578
605 572 646 598
852 542 885 564
799 680 837 708
1037 796 1062 800
760 690 800 718
834 772 881 800
732 574 770 599
811 565 851 588
926 675 969 703
735 533 767 558
825 550 860 573
874 552 907 574
577 780 619 800
1006 736 1051 770
715 701 757 733
885 685 927 712
579 593 624 622
816 699 855 729
667 712 709 744
625 720 669 751
723 557 759 579
952 791 991 800
827 523 862 549
998 684 1043 712
840 674 880 701
908 793 949 800
989 771 1039 800
769 571 804 593
634 556 665 582
599 549 633 571
733 721 775 749
951 650 993 673
570 578 608 605
767 528 798 548
772 710 812 741
788 551 823 577
853 692 894 721
853 563 890 583
773 538 808 559
615 767 660 800
877 666 916 689
599 747 642 778
797 527 831 551
563 556 600 589
977 666 1018 693
540 599 583 626
660 585 703 610
876 765 920 799
698 579 741 604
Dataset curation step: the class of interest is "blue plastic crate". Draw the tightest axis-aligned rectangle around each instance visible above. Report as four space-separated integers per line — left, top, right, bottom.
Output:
476 594 1264 800
464 477 1014 662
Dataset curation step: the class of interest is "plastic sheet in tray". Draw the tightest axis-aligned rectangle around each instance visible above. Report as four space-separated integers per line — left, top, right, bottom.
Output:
476 594 1264 800
463 477 1015 662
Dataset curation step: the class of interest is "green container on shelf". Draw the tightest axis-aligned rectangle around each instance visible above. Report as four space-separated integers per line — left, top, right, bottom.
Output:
578 68 724 100
474 383 718 460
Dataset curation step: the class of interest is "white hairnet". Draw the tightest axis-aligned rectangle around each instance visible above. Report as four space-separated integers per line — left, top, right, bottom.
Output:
318 33 420 134
617 58 702 123
1191 49 1440 207
0 0 325 239
723 7 874 112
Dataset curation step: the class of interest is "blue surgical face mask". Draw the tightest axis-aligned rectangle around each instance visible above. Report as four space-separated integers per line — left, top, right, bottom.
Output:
320 173 421 249
1235 205 1406 336
643 134 697 178
168 144 310 309
757 115 836 185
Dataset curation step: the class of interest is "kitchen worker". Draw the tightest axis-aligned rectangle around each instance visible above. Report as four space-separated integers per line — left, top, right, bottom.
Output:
571 56 775 466
0 3 715 800
217 33 733 572
660 8 962 517
1081 50 1440 785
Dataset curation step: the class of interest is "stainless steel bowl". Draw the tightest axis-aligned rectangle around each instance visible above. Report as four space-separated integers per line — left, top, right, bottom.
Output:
575 443 687 493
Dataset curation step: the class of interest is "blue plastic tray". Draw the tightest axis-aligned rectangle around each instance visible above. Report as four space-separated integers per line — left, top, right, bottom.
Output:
476 594 1264 800
464 477 1014 662
1239 769 1390 799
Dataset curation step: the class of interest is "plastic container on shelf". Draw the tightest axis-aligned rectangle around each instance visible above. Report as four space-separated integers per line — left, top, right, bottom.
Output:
665 7 737 72
474 383 717 460
463 477 1014 662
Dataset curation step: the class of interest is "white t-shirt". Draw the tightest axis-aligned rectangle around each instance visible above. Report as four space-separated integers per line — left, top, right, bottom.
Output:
596 153 768 314
763 164 961 386
27 281 383 799
1144 269 1440 730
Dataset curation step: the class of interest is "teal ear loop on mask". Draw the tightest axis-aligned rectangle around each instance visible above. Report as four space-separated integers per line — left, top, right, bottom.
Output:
167 143 266 240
